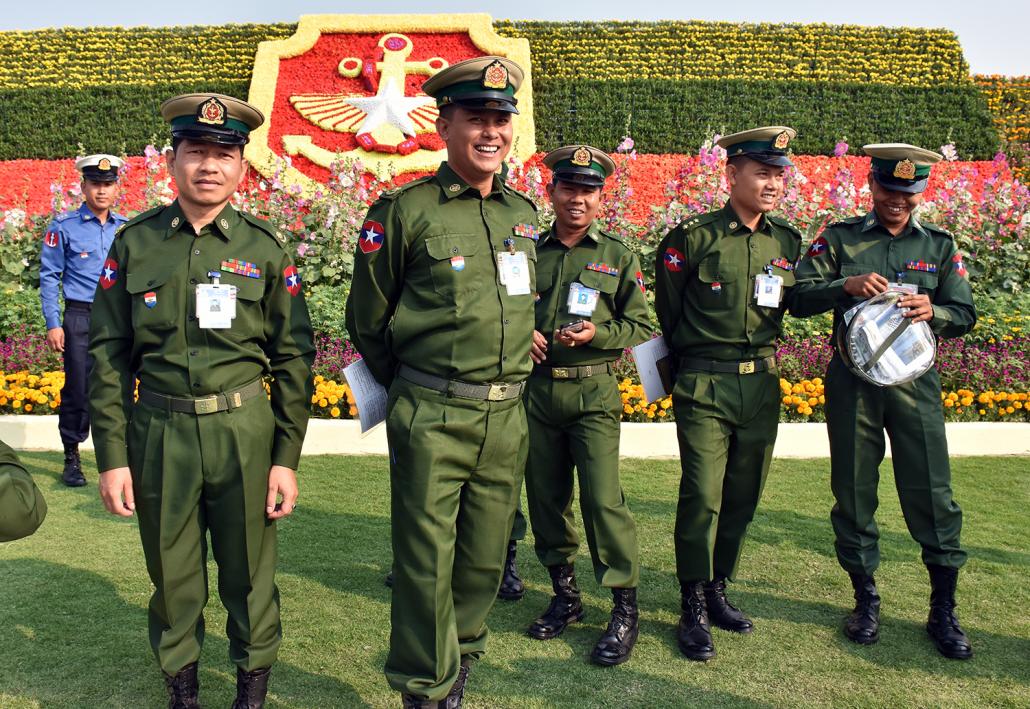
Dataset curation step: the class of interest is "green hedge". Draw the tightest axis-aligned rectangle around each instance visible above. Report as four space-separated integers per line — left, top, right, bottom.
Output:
533 78 1000 157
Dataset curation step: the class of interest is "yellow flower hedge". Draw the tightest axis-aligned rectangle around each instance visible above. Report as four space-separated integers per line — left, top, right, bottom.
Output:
1 371 64 413
974 75 1030 144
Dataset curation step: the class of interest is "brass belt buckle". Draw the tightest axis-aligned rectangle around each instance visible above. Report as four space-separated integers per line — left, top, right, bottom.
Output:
194 396 220 415
738 361 756 375
552 368 569 379
487 383 509 401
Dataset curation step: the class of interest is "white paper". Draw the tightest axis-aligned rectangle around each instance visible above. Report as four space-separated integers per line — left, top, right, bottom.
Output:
343 358 388 435
500 251 531 295
631 335 673 404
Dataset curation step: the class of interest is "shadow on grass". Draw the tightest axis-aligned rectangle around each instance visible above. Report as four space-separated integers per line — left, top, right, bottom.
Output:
0 558 366 708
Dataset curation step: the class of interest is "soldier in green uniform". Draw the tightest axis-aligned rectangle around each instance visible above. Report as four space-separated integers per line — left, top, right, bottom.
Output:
523 145 650 666
89 94 315 708
789 144 976 660
655 127 802 661
0 440 48 542
345 57 538 708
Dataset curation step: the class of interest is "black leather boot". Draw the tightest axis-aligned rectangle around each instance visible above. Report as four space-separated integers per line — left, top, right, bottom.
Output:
497 541 524 601
677 581 716 661
163 662 199 709
232 666 270 709
703 577 753 633
385 569 394 588
441 657 471 709
61 444 86 487
401 695 438 708
527 564 584 639
844 573 880 645
926 564 973 659
590 587 639 666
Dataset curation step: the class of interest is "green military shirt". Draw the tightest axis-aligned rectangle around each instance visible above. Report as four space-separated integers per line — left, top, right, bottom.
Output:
346 162 539 387
789 211 976 339
654 203 802 359
88 200 315 472
0 439 47 542
535 223 651 365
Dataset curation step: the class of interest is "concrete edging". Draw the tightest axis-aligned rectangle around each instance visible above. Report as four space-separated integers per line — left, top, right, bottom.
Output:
2 416 1027 458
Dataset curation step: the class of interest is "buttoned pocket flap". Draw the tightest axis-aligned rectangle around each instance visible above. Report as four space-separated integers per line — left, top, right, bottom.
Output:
221 273 266 302
425 234 481 260
578 269 619 294
697 256 738 283
125 270 173 294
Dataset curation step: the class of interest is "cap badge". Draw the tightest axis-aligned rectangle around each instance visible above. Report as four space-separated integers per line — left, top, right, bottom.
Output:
571 147 592 166
482 60 509 90
98 158 112 171
773 131 790 150
197 97 227 126
894 158 916 180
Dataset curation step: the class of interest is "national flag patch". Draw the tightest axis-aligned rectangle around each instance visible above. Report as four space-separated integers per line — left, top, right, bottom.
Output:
664 247 685 272
44 231 59 248
450 255 466 271
283 265 302 296
806 236 829 257
100 258 118 289
144 291 157 308
358 220 385 254
635 270 646 294
952 252 968 278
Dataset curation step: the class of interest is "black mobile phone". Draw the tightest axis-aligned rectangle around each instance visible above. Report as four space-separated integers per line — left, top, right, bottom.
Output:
559 320 585 333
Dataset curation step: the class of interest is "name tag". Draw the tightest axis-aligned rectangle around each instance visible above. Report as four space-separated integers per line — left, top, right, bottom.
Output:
499 251 530 296
567 281 600 316
196 283 236 329
754 274 783 308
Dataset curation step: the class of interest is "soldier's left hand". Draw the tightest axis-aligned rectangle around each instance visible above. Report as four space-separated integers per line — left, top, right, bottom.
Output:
555 320 596 348
898 293 934 323
266 465 299 519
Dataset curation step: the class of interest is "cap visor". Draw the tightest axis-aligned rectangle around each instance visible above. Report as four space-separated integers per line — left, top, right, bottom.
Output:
872 171 927 194
452 98 519 114
747 153 794 167
171 128 249 146
553 169 605 187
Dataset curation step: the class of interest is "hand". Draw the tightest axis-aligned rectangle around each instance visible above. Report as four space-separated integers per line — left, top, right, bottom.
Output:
266 465 299 519
46 327 65 353
843 273 890 298
99 467 135 517
897 293 934 323
554 320 596 348
530 330 548 364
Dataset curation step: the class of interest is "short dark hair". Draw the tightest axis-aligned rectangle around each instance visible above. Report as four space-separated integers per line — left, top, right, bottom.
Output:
437 103 458 121
726 155 750 169
171 137 245 156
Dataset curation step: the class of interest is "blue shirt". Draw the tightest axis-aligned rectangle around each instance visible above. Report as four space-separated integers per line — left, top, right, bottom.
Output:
39 203 128 329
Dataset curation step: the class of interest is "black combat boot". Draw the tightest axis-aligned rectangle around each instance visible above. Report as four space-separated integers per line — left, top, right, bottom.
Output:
61 443 86 487
497 541 525 601
232 667 271 709
677 581 716 661
703 577 754 633
441 657 471 709
385 569 394 588
163 662 199 709
401 694 438 708
844 573 880 645
926 564 973 659
590 587 639 666
527 564 584 639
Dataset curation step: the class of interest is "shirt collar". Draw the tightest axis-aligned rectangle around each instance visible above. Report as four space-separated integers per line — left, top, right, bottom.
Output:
721 202 767 234
435 162 504 200
164 200 239 241
540 222 601 248
861 210 928 238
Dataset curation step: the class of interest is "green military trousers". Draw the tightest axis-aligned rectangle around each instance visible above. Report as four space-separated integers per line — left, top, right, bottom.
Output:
524 373 639 587
384 377 526 702
825 356 966 575
126 393 281 675
672 368 780 583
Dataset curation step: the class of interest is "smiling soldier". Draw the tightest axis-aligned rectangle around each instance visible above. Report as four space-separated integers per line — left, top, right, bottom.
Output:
345 57 539 708
654 126 802 661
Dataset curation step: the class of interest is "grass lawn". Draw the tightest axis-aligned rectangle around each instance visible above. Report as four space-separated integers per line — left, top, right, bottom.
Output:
1 453 1027 708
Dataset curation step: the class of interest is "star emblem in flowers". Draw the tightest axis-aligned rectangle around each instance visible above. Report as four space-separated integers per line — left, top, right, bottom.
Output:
344 77 434 139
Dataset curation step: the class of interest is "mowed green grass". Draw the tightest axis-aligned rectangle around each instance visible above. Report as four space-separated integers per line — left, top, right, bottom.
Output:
1 453 1027 708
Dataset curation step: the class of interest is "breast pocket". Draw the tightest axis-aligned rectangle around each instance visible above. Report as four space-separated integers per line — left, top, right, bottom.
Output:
693 255 739 310
221 273 266 340
424 233 484 299
904 271 939 295
66 233 98 265
576 269 619 321
125 270 179 331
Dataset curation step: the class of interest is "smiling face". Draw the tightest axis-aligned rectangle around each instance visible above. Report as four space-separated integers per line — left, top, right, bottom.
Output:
81 178 118 214
436 106 513 187
726 157 786 216
870 178 923 234
546 179 602 234
166 139 247 211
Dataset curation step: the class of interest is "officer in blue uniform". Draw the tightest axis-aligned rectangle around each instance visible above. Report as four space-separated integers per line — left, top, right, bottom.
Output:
39 154 127 486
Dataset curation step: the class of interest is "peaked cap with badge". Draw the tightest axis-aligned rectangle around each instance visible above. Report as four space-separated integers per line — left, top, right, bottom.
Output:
160 93 265 145
718 126 796 167
422 56 524 114
864 143 942 194
76 154 123 182
543 145 616 188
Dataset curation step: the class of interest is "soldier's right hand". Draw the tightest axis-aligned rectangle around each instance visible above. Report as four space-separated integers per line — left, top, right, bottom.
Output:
843 273 890 298
45 327 65 353
99 467 136 517
530 330 548 364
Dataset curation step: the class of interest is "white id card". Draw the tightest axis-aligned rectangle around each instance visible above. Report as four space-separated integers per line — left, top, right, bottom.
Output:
567 281 600 316
754 274 783 308
196 283 236 329
889 282 918 295
499 251 531 296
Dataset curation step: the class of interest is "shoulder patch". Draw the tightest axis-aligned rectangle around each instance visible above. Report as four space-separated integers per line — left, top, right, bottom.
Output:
380 176 434 201
240 212 288 248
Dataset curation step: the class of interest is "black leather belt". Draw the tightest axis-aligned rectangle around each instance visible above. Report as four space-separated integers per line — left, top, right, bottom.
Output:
65 300 92 311
398 365 525 401
138 378 266 415
679 355 776 375
532 362 613 380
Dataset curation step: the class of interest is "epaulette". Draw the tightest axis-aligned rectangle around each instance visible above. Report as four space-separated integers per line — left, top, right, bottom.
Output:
116 205 164 235
379 176 435 201
767 215 802 238
826 215 864 230
53 211 76 223
922 222 955 239
240 211 289 248
597 227 627 246
502 183 539 211
679 211 719 231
